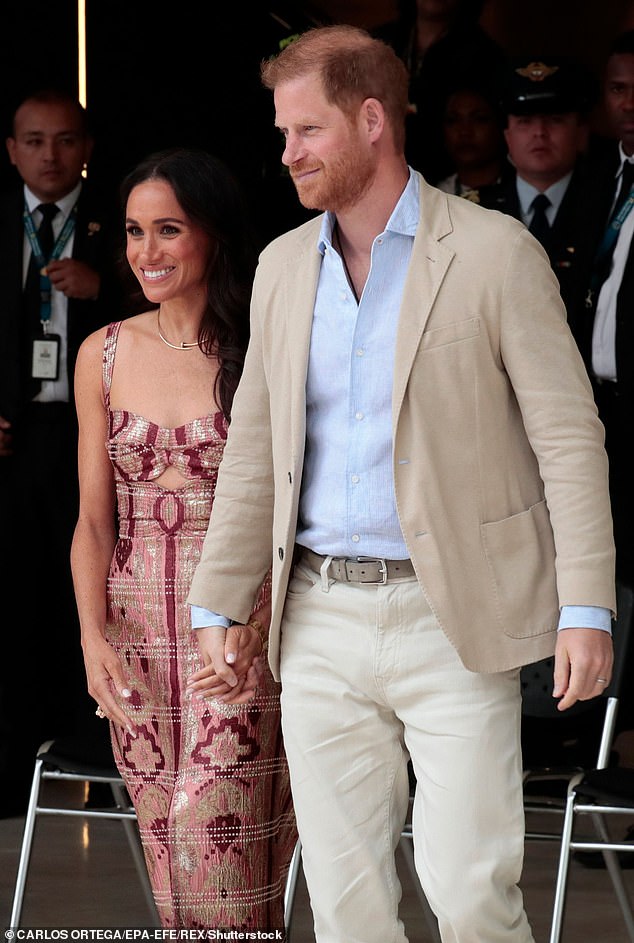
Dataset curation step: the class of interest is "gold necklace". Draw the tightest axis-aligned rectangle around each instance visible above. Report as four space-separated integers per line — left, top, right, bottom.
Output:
157 309 198 350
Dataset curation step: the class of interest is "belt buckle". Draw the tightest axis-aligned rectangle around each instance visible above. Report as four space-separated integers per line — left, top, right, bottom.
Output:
354 556 388 584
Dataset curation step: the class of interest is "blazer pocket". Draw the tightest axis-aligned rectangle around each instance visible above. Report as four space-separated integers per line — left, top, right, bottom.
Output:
481 500 558 638
420 317 480 351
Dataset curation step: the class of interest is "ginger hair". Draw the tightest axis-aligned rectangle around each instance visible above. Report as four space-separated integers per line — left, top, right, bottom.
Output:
261 25 409 151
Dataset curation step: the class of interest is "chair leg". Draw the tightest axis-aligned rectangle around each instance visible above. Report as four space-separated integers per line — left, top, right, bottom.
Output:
590 812 634 942
549 790 577 943
10 759 44 928
284 839 303 937
110 781 159 925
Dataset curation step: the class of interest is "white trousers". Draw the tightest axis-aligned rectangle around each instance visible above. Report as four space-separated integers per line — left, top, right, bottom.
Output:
279 559 535 943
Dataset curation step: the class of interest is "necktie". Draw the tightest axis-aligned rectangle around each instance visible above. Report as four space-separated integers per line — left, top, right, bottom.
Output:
22 203 60 398
608 161 634 226
528 193 551 248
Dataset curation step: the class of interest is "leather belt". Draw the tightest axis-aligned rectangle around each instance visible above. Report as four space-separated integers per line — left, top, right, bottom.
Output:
302 549 415 585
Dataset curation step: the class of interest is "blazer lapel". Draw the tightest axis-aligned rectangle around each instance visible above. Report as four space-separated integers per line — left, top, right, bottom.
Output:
393 178 455 425
281 219 323 456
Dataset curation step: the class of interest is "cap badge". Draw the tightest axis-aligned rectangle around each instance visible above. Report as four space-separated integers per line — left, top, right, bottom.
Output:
516 62 559 82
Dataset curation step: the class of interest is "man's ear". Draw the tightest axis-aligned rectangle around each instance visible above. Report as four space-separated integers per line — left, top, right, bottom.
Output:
362 97 386 142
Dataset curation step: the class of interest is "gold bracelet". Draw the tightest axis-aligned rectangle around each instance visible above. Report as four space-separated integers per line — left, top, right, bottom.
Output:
247 619 268 655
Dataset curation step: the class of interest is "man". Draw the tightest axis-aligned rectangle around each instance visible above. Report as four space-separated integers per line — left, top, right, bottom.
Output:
572 29 634 741
496 57 603 320
0 88 120 815
573 30 634 587
188 26 615 943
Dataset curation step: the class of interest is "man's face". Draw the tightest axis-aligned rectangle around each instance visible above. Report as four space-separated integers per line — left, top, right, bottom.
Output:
604 52 634 156
274 72 376 213
504 112 587 187
6 100 92 203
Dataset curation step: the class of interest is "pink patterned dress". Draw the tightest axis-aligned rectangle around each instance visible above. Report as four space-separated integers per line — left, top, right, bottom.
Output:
101 321 296 929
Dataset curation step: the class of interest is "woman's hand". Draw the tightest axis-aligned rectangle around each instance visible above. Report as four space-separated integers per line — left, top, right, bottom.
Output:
188 621 266 704
83 634 135 733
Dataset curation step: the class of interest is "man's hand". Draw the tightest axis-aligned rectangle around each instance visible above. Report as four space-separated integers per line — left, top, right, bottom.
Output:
553 627 614 711
189 622 263 704
46 258 100 299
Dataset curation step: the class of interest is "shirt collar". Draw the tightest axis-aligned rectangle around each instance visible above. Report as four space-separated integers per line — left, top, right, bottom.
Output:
24 181 82 218
515 172 572 217
616 141 634 180
317 166 419 255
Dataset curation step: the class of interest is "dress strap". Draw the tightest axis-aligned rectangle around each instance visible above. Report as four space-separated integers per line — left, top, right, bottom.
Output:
102 320 123 409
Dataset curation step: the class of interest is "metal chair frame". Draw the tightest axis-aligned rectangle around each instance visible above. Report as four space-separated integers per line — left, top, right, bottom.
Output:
9 736 158 928
11 736 307 933
521 581 633 837
540 580 634 942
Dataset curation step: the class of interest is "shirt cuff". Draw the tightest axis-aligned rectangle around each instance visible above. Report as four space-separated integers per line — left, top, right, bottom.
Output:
190 605 231 629
558 605 612 634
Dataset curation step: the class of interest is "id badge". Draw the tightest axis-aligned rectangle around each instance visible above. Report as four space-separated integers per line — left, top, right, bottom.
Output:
32 333 60 380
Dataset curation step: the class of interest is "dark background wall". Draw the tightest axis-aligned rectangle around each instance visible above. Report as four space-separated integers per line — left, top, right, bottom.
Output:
1 1 634 234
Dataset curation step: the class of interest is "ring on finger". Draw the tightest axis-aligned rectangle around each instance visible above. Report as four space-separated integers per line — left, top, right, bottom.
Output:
95 706 107 718
595 677 609 685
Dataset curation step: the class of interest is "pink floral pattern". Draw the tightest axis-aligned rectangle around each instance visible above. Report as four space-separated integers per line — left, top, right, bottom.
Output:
101 322 296 929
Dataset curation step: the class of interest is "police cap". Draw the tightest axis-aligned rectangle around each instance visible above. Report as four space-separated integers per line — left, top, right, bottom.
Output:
500 58 598 116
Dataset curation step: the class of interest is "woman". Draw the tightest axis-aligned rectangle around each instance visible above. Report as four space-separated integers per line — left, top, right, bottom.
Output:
71 148 296 929
435 82 510 206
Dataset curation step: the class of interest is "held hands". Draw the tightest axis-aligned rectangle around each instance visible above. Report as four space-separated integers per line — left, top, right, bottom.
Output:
83 634 135 734
553 627 614 711
187 621 266 706
46 258 100 300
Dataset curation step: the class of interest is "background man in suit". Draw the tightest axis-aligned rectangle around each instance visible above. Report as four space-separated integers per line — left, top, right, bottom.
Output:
495 57 604 322
187 25 615 943
574 30 634 587
0 88 120 816
571 29 634 745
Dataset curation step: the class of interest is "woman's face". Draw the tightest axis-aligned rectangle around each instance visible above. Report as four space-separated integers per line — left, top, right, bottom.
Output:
125 178 212 306
443 89 503 171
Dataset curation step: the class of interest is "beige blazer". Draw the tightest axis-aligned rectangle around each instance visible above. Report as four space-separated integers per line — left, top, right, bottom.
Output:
188 173 615 679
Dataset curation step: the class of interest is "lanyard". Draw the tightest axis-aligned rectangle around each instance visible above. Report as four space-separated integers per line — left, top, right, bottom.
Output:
23 202 78 326
590 183 634 291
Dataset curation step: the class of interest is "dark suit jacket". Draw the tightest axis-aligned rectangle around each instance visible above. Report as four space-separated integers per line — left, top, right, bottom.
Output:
493 160 607 327
0 180 122 425
569 143 634 410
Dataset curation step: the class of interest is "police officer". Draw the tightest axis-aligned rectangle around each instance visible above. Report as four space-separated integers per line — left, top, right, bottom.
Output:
495 57 604 322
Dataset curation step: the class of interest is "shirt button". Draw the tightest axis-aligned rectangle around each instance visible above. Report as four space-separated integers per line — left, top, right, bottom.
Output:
355 348 364 357
351 474 360 483
355 411 364 421
351 534 360 543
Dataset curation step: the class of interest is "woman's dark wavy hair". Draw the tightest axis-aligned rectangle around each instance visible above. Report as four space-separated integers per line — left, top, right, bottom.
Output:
118 147 257 421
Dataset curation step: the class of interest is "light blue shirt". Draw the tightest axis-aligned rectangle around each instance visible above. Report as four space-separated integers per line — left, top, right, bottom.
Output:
24 182 81 404
515 172 572 228
192 169 610 634
295 172 418 557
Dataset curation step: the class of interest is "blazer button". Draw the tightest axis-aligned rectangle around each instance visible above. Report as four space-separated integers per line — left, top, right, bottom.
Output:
278 547 284 560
